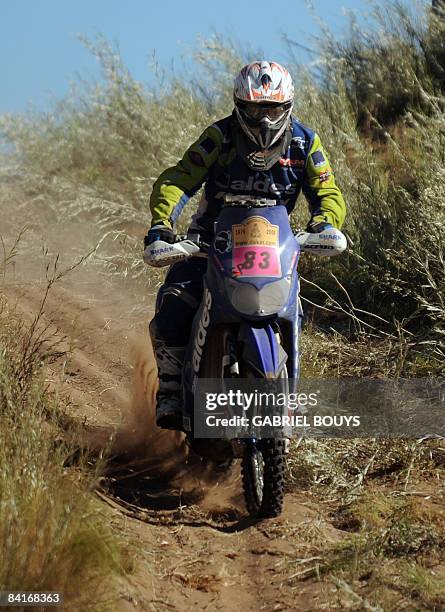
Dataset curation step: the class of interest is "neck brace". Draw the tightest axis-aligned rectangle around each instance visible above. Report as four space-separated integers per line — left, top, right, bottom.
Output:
233 118 292 171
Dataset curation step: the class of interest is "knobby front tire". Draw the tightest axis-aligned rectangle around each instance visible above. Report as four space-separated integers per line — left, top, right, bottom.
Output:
242 438 286 518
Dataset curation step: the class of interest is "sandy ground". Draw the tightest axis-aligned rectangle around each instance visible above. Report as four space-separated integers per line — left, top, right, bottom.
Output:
1 265 348 611
0 181 348 610
1 176 443 611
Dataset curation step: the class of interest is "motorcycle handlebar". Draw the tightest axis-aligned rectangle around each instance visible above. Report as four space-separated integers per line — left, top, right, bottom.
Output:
177 228 347 255
144 228 347 267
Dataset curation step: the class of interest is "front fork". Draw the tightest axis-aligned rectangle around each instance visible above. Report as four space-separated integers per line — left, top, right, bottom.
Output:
234 322 291 455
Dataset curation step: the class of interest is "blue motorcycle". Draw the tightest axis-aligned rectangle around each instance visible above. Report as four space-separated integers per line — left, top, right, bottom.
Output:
145 196 346 517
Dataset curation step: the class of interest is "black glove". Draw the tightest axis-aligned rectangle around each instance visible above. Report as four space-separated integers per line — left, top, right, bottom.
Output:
306 220 334 234
144 224 176 247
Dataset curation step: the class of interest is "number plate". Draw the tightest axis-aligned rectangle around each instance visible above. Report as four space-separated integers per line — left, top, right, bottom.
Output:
231 216 281 277
232 246 281 277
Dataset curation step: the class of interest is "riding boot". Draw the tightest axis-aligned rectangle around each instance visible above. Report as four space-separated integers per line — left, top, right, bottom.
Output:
153 343 185 430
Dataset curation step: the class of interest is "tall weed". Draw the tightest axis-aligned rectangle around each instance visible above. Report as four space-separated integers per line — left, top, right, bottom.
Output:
0 297 128 609
0 2 444 353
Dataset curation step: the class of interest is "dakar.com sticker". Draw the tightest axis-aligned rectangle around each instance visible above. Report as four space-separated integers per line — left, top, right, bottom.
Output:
232 216 279 247
231 216 281 277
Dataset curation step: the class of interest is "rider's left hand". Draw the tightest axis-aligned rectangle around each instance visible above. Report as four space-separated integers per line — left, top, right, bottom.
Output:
144 224 176 247
306 220 334 233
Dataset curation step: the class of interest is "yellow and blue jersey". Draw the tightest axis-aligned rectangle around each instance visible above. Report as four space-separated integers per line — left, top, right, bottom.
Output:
150 114 346 233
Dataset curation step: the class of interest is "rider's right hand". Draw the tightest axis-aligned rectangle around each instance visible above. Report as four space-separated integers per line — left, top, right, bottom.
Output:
144 224 176 247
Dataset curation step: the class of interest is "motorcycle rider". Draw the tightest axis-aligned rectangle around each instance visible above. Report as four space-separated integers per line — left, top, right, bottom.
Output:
145 61 346 430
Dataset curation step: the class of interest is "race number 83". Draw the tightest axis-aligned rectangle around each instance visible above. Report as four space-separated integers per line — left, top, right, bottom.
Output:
232 246 281 277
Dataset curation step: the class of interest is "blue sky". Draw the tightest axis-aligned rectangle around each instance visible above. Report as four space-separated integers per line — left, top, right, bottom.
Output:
0 0 404 114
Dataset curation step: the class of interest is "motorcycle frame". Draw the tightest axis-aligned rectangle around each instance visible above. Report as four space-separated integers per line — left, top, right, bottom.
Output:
182 204 303 432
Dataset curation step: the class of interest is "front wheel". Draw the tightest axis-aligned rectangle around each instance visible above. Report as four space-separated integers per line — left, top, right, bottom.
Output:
242 438 286 518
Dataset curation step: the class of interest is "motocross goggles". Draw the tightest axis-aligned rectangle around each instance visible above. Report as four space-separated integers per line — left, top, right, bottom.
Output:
235 99 293 124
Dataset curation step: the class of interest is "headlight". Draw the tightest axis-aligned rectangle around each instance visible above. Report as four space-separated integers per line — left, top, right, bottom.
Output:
225 277 292 317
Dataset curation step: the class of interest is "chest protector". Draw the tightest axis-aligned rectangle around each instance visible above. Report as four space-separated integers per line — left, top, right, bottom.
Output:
201 116 316 230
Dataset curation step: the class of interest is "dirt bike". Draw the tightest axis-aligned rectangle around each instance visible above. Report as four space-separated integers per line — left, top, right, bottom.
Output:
144 196 346 518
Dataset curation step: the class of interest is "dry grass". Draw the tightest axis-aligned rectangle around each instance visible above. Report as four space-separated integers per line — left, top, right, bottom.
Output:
0 292 133 610
279 434 445 610
286 312 444 609
2 3 443 359
0 3 444 609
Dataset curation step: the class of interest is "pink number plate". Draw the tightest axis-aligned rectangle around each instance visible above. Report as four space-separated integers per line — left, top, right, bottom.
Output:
232 246 281 277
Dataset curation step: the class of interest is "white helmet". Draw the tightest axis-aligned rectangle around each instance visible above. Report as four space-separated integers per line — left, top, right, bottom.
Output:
234 61 294 150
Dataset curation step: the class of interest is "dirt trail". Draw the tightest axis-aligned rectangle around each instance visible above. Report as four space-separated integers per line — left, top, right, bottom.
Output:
3 274 343 611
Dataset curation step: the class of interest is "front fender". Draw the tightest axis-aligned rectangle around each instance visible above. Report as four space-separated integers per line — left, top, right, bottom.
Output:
238 323 287 378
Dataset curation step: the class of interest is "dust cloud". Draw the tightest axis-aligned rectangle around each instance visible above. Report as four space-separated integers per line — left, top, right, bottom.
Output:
1 192 241 515
108 336 241 513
